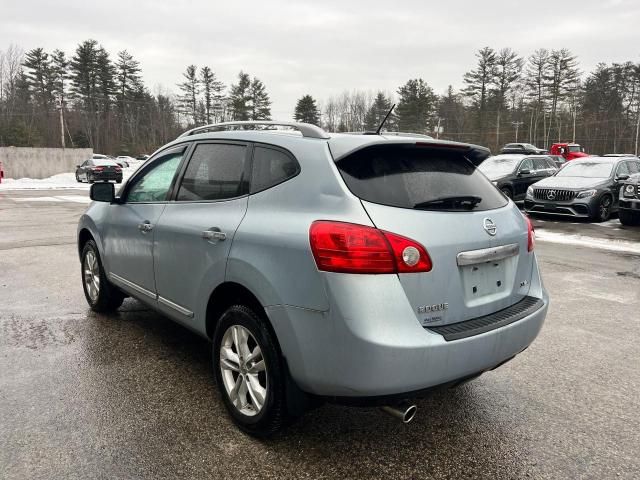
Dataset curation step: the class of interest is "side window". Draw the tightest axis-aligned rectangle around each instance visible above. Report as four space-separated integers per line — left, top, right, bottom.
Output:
250 146 300 193
177 143 247 201
127 150 184 203
546 159 557 169
626 161 639 174
533 158 548 170
519 158 533 172
616 162 630 177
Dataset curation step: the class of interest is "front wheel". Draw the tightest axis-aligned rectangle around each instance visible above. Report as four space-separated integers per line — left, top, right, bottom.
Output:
213 305 287 437
75 172 81 183
500 187 513 200
81 240 125 312
591 195 612 222
619 209 640 226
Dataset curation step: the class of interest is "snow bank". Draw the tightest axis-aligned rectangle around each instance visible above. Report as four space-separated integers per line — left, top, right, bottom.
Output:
0 161 143 191
536 229 640 255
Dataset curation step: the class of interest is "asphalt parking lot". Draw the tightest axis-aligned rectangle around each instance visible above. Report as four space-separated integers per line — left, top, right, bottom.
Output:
1 189 639 479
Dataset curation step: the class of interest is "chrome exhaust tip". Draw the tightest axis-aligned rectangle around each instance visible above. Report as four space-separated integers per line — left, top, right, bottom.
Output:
380 404 418 424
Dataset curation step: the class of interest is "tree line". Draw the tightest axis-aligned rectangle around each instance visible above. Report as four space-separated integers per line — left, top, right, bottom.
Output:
1 40 639 155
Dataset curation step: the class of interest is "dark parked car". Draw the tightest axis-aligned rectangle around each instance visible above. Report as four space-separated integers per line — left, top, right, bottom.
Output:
136 154 150 161
499 143 547 155
525 156 640 222
75 159 123 183
478 154 558 201
618 172 640 225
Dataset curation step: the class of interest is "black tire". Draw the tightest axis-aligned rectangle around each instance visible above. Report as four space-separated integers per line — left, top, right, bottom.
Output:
590 194 612 222
619 209 640 226
500 187 513 200
75 172 81 183
80 239 125 312
213 305 287 437
88 175 95 184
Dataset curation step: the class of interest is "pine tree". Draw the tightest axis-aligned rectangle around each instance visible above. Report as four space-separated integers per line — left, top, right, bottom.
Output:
293 94 320 125
249 77 271 120
177 65 200 125
23 48 54 112
463 47 497 144
492 48 523 147
229 71 251 121
544 49 579 147
364 92 395 131
396 79 437 133
115 50 142 102
525 49 550 145
200 66 224 124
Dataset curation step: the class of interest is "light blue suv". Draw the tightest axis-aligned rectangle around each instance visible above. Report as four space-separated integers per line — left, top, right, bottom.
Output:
78 121 548 436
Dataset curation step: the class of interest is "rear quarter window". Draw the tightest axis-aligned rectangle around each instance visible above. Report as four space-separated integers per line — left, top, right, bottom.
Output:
336 145 508 212
250 146 300 193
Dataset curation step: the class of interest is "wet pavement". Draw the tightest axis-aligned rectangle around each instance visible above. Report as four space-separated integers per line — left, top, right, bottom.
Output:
1 189 640 479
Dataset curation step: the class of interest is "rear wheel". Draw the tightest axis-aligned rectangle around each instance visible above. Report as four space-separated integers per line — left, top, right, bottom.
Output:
591 194 612 222
81 240 125 312
619 209 640 226
500 187 513 200
213 305 287 437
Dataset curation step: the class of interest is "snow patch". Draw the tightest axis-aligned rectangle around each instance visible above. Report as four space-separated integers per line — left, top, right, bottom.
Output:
536 229 640 255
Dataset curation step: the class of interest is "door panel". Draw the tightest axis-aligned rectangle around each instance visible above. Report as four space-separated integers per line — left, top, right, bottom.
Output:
154 199 248 321
153 142 250 326
103 204 166 297
102 147 187 297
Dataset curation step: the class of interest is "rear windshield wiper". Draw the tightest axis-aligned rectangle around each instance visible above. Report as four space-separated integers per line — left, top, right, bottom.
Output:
413 195 482 211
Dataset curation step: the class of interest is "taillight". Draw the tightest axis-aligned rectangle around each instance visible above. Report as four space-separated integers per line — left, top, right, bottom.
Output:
92 166 104 171
115 167 122 172
525 215 535 252
309 221 432 274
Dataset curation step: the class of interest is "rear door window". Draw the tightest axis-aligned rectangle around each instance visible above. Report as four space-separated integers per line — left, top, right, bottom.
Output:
177 143 248 201
250 146 300 193
336 145 507 212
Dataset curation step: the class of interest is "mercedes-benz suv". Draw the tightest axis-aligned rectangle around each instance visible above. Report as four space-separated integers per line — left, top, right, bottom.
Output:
77 121 548 436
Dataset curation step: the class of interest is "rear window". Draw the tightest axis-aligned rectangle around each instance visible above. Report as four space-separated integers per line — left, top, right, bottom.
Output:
94 160 118 166
336 145 508 212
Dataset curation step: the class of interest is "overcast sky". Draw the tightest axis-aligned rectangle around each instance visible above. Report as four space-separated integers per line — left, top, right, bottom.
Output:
2 0 639 118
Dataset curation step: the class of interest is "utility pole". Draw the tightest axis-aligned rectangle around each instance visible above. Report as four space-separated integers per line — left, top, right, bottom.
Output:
511 121 524 142
58 99 66 149
435 117 442 139
635 106 640 156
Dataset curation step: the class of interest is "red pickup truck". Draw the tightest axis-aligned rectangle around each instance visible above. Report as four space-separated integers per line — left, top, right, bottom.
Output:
550 143 589 161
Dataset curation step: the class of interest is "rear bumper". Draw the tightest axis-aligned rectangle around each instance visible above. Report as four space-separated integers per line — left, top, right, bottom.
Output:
267 258 548 398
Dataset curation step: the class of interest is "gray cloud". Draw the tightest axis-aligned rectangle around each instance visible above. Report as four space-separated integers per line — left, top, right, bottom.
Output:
2 0 639 118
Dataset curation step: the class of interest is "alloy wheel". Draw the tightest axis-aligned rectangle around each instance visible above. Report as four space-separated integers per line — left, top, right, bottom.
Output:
219 325 267 416
599 196 611 220
83 250 100 302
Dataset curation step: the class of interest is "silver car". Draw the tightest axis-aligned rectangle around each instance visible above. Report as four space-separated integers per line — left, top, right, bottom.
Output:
78 121 548 436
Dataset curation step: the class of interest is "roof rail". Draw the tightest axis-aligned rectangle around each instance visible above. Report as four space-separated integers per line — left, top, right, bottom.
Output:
178 121 330 140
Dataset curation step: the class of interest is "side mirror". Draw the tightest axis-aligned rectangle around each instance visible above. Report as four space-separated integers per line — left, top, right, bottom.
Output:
616 174 630 182
518 169 531 176
90 182 115 203
76 165 80 168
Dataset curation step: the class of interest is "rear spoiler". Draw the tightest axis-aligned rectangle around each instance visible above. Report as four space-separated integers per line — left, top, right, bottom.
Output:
329 138 491 167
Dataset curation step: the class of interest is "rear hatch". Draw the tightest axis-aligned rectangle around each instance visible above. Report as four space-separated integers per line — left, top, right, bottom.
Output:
333 142 534 327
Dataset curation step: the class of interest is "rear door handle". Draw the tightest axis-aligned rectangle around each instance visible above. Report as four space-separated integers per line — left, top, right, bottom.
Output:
138 221 153 233
202 228 226 242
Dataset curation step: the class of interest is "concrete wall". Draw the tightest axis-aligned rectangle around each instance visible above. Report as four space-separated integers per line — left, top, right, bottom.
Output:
0 147 93 179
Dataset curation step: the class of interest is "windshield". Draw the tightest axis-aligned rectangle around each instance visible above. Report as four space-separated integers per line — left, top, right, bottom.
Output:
336 145 507 212
569 145 581 153
478 156 520 176
556 162 612 178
